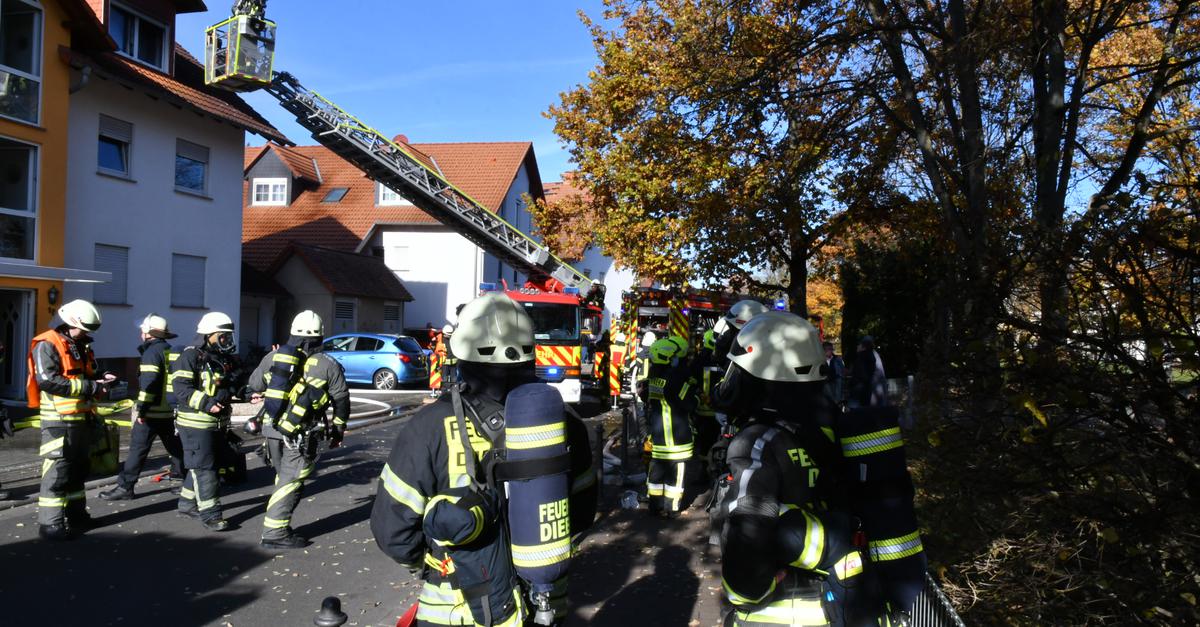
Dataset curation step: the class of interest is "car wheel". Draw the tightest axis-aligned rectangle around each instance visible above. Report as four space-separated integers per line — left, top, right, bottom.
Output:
373 368 398 390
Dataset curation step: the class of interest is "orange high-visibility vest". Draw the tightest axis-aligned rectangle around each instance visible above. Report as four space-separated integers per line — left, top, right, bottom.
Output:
26 329 96 417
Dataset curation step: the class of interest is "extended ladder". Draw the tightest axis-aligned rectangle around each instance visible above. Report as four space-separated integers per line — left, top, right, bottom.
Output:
263 72 592 291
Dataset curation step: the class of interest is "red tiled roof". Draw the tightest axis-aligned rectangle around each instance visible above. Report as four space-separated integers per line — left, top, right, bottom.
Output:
68 44 288 144
274 243 413 302
246 144 321 183
242 141 540 270
540 171 596 261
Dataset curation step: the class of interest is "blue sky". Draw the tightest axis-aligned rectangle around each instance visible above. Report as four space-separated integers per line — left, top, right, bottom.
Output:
177 1 610 182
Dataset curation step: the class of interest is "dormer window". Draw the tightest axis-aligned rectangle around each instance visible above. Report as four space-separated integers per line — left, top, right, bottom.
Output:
251 177 287 206
110 4 168 71
377 183 411 206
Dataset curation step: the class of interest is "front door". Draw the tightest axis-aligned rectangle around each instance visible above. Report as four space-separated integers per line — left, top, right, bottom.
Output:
0 290 32 400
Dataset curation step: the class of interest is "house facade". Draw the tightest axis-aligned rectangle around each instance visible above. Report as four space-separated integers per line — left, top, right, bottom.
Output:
59 0 286 365
0 0 113 400
243 139 543 334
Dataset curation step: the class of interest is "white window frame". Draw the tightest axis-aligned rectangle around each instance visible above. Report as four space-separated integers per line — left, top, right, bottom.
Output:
0 135 38 263
174 138 209 196
97 114 133 177
0 0 44 125
109 2 169 71
377 182 410 206
251 177 287 206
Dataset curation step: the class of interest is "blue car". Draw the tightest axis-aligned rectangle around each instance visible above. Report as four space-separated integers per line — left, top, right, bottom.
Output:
322 333 429 389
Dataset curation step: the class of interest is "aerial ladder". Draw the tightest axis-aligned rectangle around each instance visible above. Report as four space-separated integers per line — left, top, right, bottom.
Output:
206 1 604 403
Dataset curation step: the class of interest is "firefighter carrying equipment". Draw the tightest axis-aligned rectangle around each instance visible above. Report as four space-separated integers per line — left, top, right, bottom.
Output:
58 299 102 333
139 313 178 339
450 293 535 365
503 383 571 626
28 327 99 530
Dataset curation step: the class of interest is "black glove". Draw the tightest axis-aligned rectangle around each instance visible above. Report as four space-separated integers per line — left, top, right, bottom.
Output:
328 424 345 448
0 413 13 438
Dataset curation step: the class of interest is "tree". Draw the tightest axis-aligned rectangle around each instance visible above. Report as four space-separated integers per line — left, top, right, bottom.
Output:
546 0 860 314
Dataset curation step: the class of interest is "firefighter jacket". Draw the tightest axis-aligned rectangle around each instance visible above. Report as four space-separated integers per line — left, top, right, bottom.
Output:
136 338 176 420
171 343 237 431
640 360 696 461
719 417 835 611
370 393 596 626
27 327 98 425
275 352 350 438
247 345 306 424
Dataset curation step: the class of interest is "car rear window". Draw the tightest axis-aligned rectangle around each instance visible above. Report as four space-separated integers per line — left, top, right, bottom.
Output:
394 337 422 353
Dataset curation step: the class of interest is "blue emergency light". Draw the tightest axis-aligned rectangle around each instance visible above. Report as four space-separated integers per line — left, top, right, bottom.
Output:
547 367 560 376
479 282 498 292
564 287 580 295
775 298 787 310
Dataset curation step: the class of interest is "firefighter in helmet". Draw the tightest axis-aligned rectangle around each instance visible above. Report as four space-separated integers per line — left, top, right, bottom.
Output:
172 312 240 531
714 311 869 626
248 310 349 549
641 336 697 517
28 299 114 540
370 292 597 626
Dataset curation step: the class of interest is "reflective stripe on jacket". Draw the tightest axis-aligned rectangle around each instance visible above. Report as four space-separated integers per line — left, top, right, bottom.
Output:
26 328 96 424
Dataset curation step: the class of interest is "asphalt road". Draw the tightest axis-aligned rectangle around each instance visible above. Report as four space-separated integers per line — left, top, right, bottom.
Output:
0 394 727 627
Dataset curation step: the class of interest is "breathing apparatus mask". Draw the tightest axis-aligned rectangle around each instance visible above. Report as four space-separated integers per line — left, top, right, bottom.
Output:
210 331 237 354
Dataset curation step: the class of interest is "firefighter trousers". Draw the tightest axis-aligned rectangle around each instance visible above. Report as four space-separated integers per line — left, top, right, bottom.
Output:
116 418 183 490
262 436 317 540
647 458 687 513
38 424 91 526
177 426 223 522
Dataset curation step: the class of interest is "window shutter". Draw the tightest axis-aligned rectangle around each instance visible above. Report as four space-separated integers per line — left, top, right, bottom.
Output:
93 244 129 304
176 139 209 163
334 300 355 320
171 254 206 307
99 115 133 142
383 303 400 321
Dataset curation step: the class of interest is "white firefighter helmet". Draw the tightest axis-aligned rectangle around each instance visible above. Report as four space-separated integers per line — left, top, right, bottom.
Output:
290 310 324 337
58 299 102 333
442 324 455 336
725 300 770 330
449 292 534 364
139 313 177 339
729 311 825 383
196 311 236 335
640 330 658 348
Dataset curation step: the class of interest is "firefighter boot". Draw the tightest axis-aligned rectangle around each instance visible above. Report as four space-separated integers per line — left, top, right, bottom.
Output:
261 533 310 550
39 523 74 541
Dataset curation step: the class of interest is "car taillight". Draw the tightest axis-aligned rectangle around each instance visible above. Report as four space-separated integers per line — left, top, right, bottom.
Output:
399 354 411 364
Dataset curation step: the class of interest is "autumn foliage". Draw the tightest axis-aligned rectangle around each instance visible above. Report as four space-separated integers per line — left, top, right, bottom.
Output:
544 0 1200 622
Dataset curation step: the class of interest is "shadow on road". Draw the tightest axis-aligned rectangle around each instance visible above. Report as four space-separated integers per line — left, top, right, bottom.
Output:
590 544 701 626
0 531 270 626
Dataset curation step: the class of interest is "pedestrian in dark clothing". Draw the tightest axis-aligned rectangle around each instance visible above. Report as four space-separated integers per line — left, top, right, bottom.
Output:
823 341 846 406
848 336 887 408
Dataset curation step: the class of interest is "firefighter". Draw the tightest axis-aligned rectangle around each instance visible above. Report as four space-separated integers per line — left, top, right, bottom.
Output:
688 329 722 483
641 336 696 517
712 300 770 368
27 300 114 540
100 314 184 501
370 292 596 626
714 312 869 626
441 323 459 388
249 310 350 549
173 312 240 532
